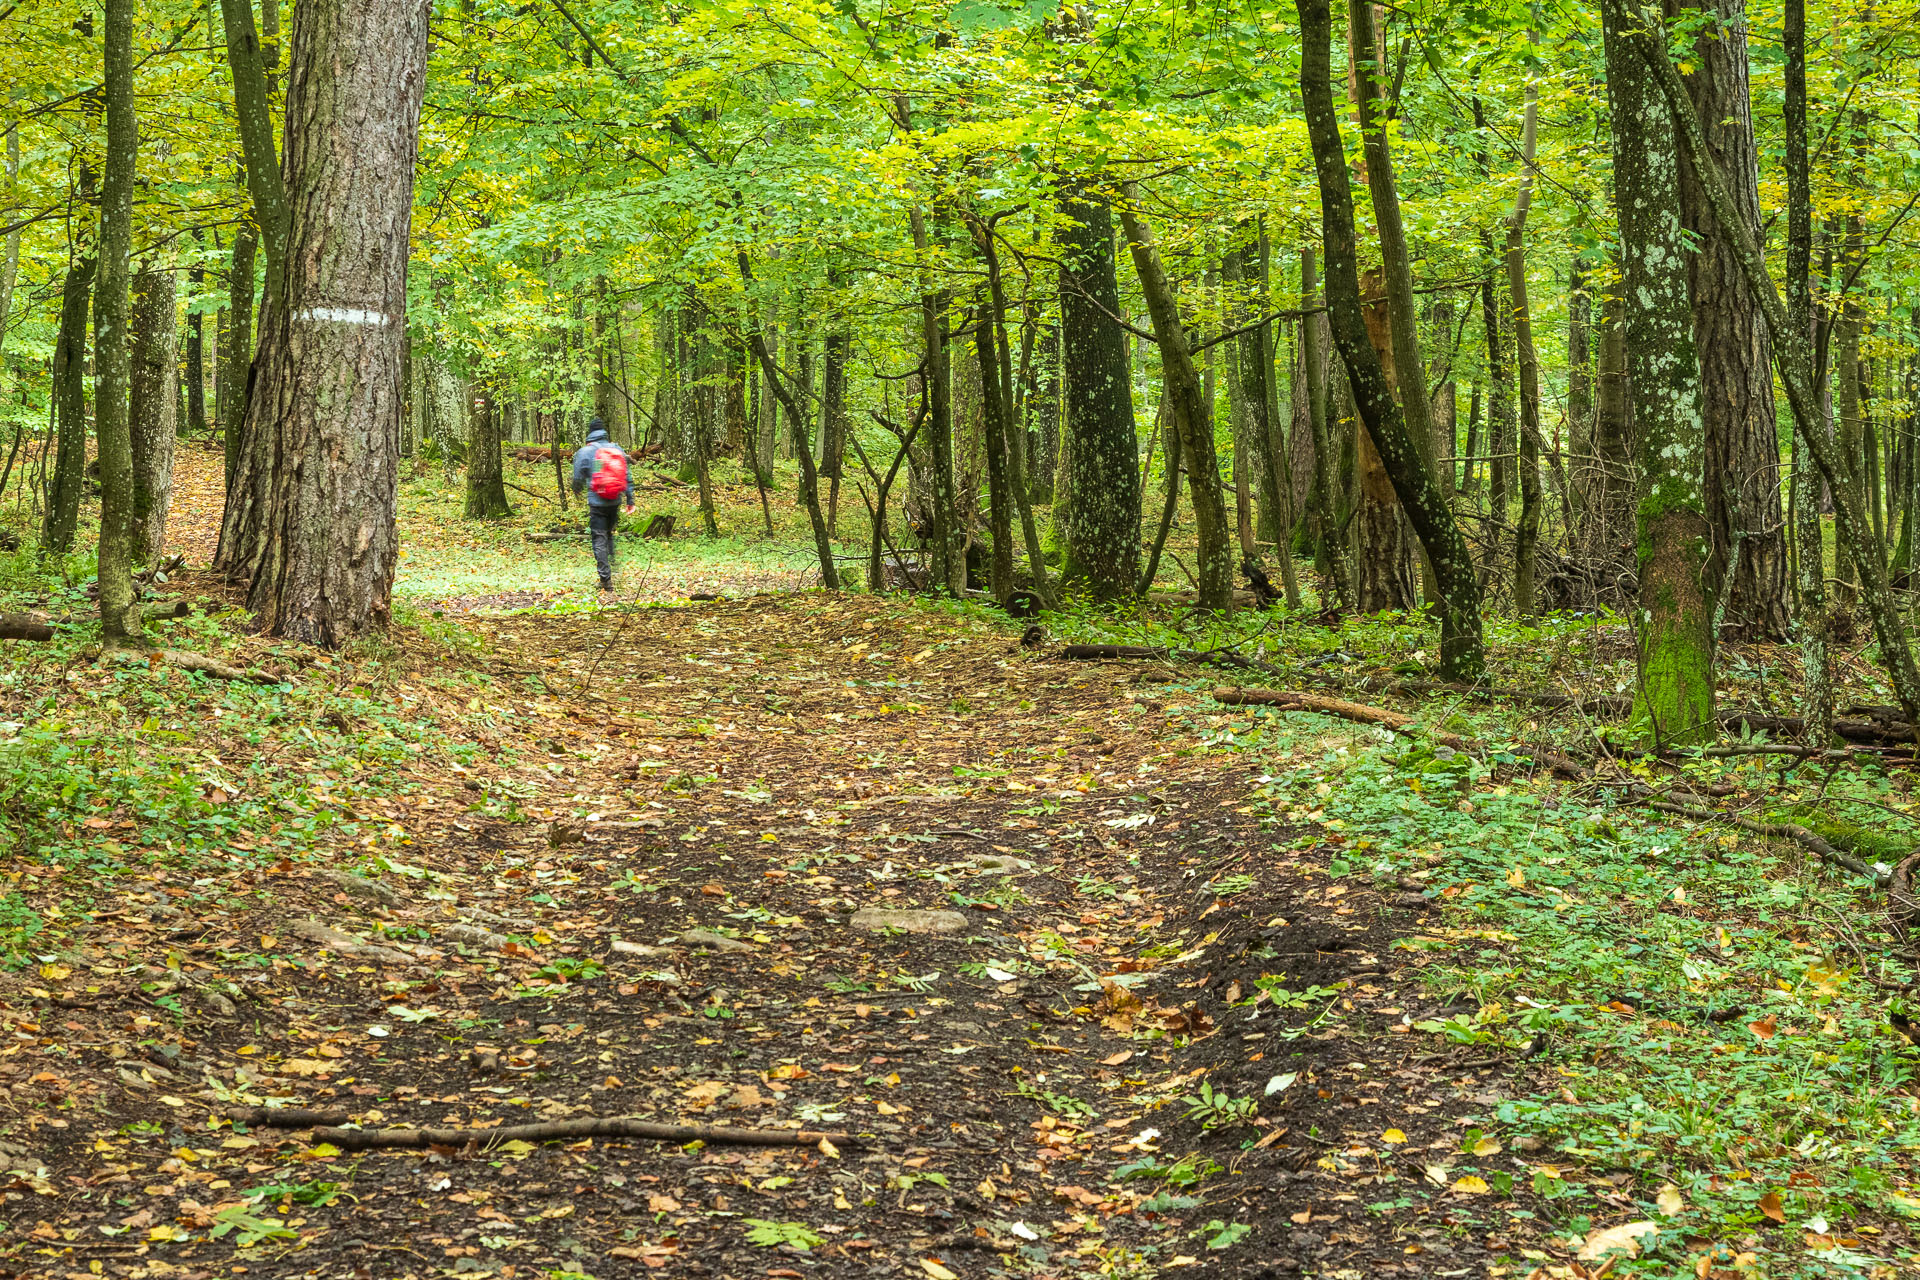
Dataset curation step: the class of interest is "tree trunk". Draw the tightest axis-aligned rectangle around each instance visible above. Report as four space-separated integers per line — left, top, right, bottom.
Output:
219 0 429 645
464 384 510 518
217 0 288 344
186 264 207 436
221 224 255 490
819 296 848 538
1503 45 1545 616
974 302 1016 602
1299 248 1351 607
1057 188 1141 600
1031 320 1060 504
1296 0 1484 679
1601 0 1717 747
755 298 778 485
1356 275 1417 613
1666 0 1791 640
907 207 958 592
95 0 139 645
1584 291 1637 571
1118 187 1234 612
0 127 17 369
1565 265 1593 502
44 251 95 555
1223 247 1259 558
130 261 179 564
1255 228 1303 608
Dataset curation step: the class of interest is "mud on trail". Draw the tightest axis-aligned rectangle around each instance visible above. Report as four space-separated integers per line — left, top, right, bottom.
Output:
3 596 1544 1280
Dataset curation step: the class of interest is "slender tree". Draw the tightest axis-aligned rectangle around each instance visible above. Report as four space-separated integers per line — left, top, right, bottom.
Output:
1296 0 1484 678
45 249 95 555
1118 185 1234 611
1057 187 1141 600
95 0 139 645
129 261 179 563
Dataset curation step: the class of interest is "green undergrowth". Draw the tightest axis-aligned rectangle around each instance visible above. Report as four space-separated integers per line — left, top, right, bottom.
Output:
0 563 541 962
1034 598 1920 1274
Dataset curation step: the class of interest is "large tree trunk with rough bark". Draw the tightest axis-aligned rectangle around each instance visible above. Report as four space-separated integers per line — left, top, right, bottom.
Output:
218 0 428 645
464 384 510 519
1299 248 1350 606
130 261 179 564
1665 0 1791 640
1355 275 1417 613
45 250 95 555
1296 0 1484 678
1601 0 1716 746
1058 189 1141 600
95 0 139 644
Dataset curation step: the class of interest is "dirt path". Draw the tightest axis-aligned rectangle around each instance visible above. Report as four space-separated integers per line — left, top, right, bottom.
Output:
4 596 1538 1279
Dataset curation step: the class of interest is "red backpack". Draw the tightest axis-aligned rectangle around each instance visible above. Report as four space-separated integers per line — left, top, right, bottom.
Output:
589 444 629 500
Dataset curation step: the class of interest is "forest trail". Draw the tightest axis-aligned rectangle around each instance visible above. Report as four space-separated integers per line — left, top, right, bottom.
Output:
4 594 1544 1279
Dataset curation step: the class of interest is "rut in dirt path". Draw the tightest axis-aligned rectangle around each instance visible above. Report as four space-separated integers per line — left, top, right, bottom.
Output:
12 596 1539 1280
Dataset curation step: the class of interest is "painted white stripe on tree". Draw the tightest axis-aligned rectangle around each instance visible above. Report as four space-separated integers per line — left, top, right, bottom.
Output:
294 306 389 325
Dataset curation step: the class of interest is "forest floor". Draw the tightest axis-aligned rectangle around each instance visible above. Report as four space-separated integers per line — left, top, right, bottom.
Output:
1 456 1918 1280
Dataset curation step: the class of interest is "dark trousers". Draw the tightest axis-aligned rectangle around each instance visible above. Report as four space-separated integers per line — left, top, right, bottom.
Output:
589 505 618 585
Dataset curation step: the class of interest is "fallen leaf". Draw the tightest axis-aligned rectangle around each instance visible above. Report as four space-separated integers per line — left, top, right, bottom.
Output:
1747 1014 1777 1041
1381 1129 1408 1145
1656 1183 1685 1217
920 1259 957 1280
1101 1051 1133 1066
1576 1220 1657 1261
1450 1175 1489 1195
1759 1190 1785 1223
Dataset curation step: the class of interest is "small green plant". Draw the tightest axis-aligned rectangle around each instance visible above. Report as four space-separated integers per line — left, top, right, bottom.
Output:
1015 1081 1098 1119
1248 978 1342 1008
1206 873 1256 896
1182 1081 1258 1130
244 1179 346 1208
743 1219 825 1251
209 1204 298 1247
1202 1219 1251 1249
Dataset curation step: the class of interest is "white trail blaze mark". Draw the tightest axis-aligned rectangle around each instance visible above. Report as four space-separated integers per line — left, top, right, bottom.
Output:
294 307 390 325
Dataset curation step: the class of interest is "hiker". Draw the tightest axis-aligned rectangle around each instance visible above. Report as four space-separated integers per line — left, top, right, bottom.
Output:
570 419 635 591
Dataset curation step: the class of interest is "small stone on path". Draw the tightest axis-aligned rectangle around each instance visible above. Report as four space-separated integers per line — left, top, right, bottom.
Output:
675 929 756 953
850 907 969 934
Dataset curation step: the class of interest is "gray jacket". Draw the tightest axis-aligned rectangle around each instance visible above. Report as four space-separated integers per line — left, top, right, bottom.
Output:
570 433 634 509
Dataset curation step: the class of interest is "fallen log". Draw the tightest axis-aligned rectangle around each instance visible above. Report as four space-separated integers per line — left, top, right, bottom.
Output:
313 1117 863 1152
0 613 52 641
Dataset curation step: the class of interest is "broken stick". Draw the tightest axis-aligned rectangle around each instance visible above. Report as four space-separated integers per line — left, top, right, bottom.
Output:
312 1117 864 1152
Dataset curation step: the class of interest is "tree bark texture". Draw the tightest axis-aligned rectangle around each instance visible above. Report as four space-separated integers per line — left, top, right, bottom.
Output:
974 303 1016 602
1565 266 1593 481
1601 0 1717 746
45 252 95 555
1057 189 1141 600
217 0 288 333
464 385 510 518
1299 248 1350 607
0 127 17 366
130 261 179 564
95 0 139 644
1118 188 1234 612
1356 275 1416 613
1665 0 1791 640
219 0 429 645
1296 0 1484 678
221 224 255 489
1583 290 1638 578
186 255 208 436
1031 320 1060 504
1503 51 1544 616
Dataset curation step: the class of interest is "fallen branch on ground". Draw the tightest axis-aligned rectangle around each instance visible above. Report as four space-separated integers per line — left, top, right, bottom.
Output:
229 1107 349 1129
1210 686 1590 779
0 613 52 641
1061 644 1281 677
1642 798 1888 886
503 481 554 504
312 1117 864 1152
